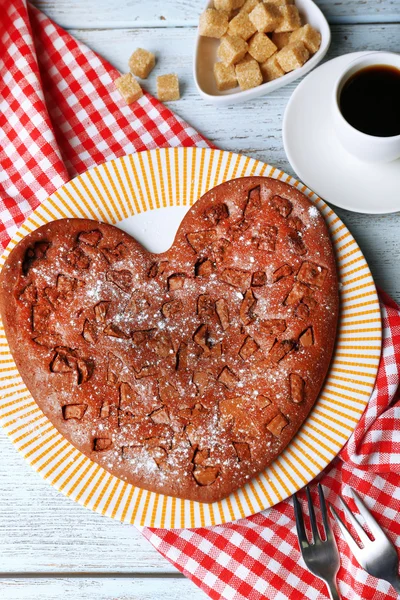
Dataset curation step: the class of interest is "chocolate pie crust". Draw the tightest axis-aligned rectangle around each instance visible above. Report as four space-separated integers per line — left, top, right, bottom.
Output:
0 177 339 503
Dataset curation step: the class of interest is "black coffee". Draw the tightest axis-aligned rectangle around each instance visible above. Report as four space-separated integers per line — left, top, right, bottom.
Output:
339 65 400 137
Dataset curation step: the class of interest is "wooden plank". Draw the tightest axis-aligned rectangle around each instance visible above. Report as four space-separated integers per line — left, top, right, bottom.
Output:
0 430 178 574
0 577 208 600
0 23 399 578
30 0 400 28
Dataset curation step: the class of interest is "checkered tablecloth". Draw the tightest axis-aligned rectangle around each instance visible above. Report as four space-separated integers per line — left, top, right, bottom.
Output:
1 3 400 599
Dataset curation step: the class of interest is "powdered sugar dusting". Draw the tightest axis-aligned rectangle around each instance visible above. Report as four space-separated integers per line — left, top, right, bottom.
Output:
4 177 338 502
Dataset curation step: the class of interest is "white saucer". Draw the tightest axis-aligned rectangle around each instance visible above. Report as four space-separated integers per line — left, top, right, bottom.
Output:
283 52 400 214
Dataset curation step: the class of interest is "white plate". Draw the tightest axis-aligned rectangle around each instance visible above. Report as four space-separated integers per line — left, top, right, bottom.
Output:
194 0 331 105
0 148 381 528
283 52 400 214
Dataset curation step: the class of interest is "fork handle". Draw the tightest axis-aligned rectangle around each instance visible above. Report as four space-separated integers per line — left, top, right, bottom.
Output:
325 577 341 600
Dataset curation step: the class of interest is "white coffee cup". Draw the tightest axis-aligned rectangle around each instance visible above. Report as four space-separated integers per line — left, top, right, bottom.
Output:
332 51 400 163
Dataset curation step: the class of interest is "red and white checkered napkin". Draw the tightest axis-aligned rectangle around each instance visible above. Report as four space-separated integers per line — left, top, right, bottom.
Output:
1 3 400 599
0 0 211 251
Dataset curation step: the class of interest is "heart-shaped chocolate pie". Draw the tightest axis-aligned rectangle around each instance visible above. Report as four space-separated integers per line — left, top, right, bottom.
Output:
0 177 338 503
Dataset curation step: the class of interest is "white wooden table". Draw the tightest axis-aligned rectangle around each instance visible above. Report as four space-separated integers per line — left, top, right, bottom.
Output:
1 2 399 598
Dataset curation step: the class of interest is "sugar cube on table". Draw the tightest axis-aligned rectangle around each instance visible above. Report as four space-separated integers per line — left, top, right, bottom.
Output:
248 32 277 62
114 73 143 104
199 9 229 38
249 3 282 33
274 5 302 32
156 74 180 101
214 62 238 90
271 31 291 49
276 41 309 72
235 55 263 89
128 48 155 79
217 35 248 65
228 12 256 40
290 24 321 54
215 0 246 11
239 0 260 14
260 54 285 81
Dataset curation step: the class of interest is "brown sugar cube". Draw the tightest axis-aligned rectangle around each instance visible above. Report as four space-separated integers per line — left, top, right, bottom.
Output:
240 0 260 13
228 12 256 40
215 0 246 10
271 31 291 49
235 55 263 90
276 41 309 72
128 48 155 79
260 55 285 81
290 24 321 54
275 5 302 32
114 73 143 104
249 3 282 33
214 62 238 90
199 9 229 38
156 74 180 101
248 32 277 62
217 35 248 65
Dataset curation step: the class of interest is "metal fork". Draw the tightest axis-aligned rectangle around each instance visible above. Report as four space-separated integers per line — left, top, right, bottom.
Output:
294 484 341 600
330 488 400 595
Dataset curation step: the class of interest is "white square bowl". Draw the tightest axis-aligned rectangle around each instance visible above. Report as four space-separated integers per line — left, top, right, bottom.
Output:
194 0 331 105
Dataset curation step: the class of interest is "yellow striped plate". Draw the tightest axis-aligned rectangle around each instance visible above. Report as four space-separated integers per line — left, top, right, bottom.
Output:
0 148 381 528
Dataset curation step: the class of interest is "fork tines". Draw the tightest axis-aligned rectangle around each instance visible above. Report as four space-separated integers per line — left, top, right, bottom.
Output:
294 483 333 546
294 484 341 599
329 487 396 563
